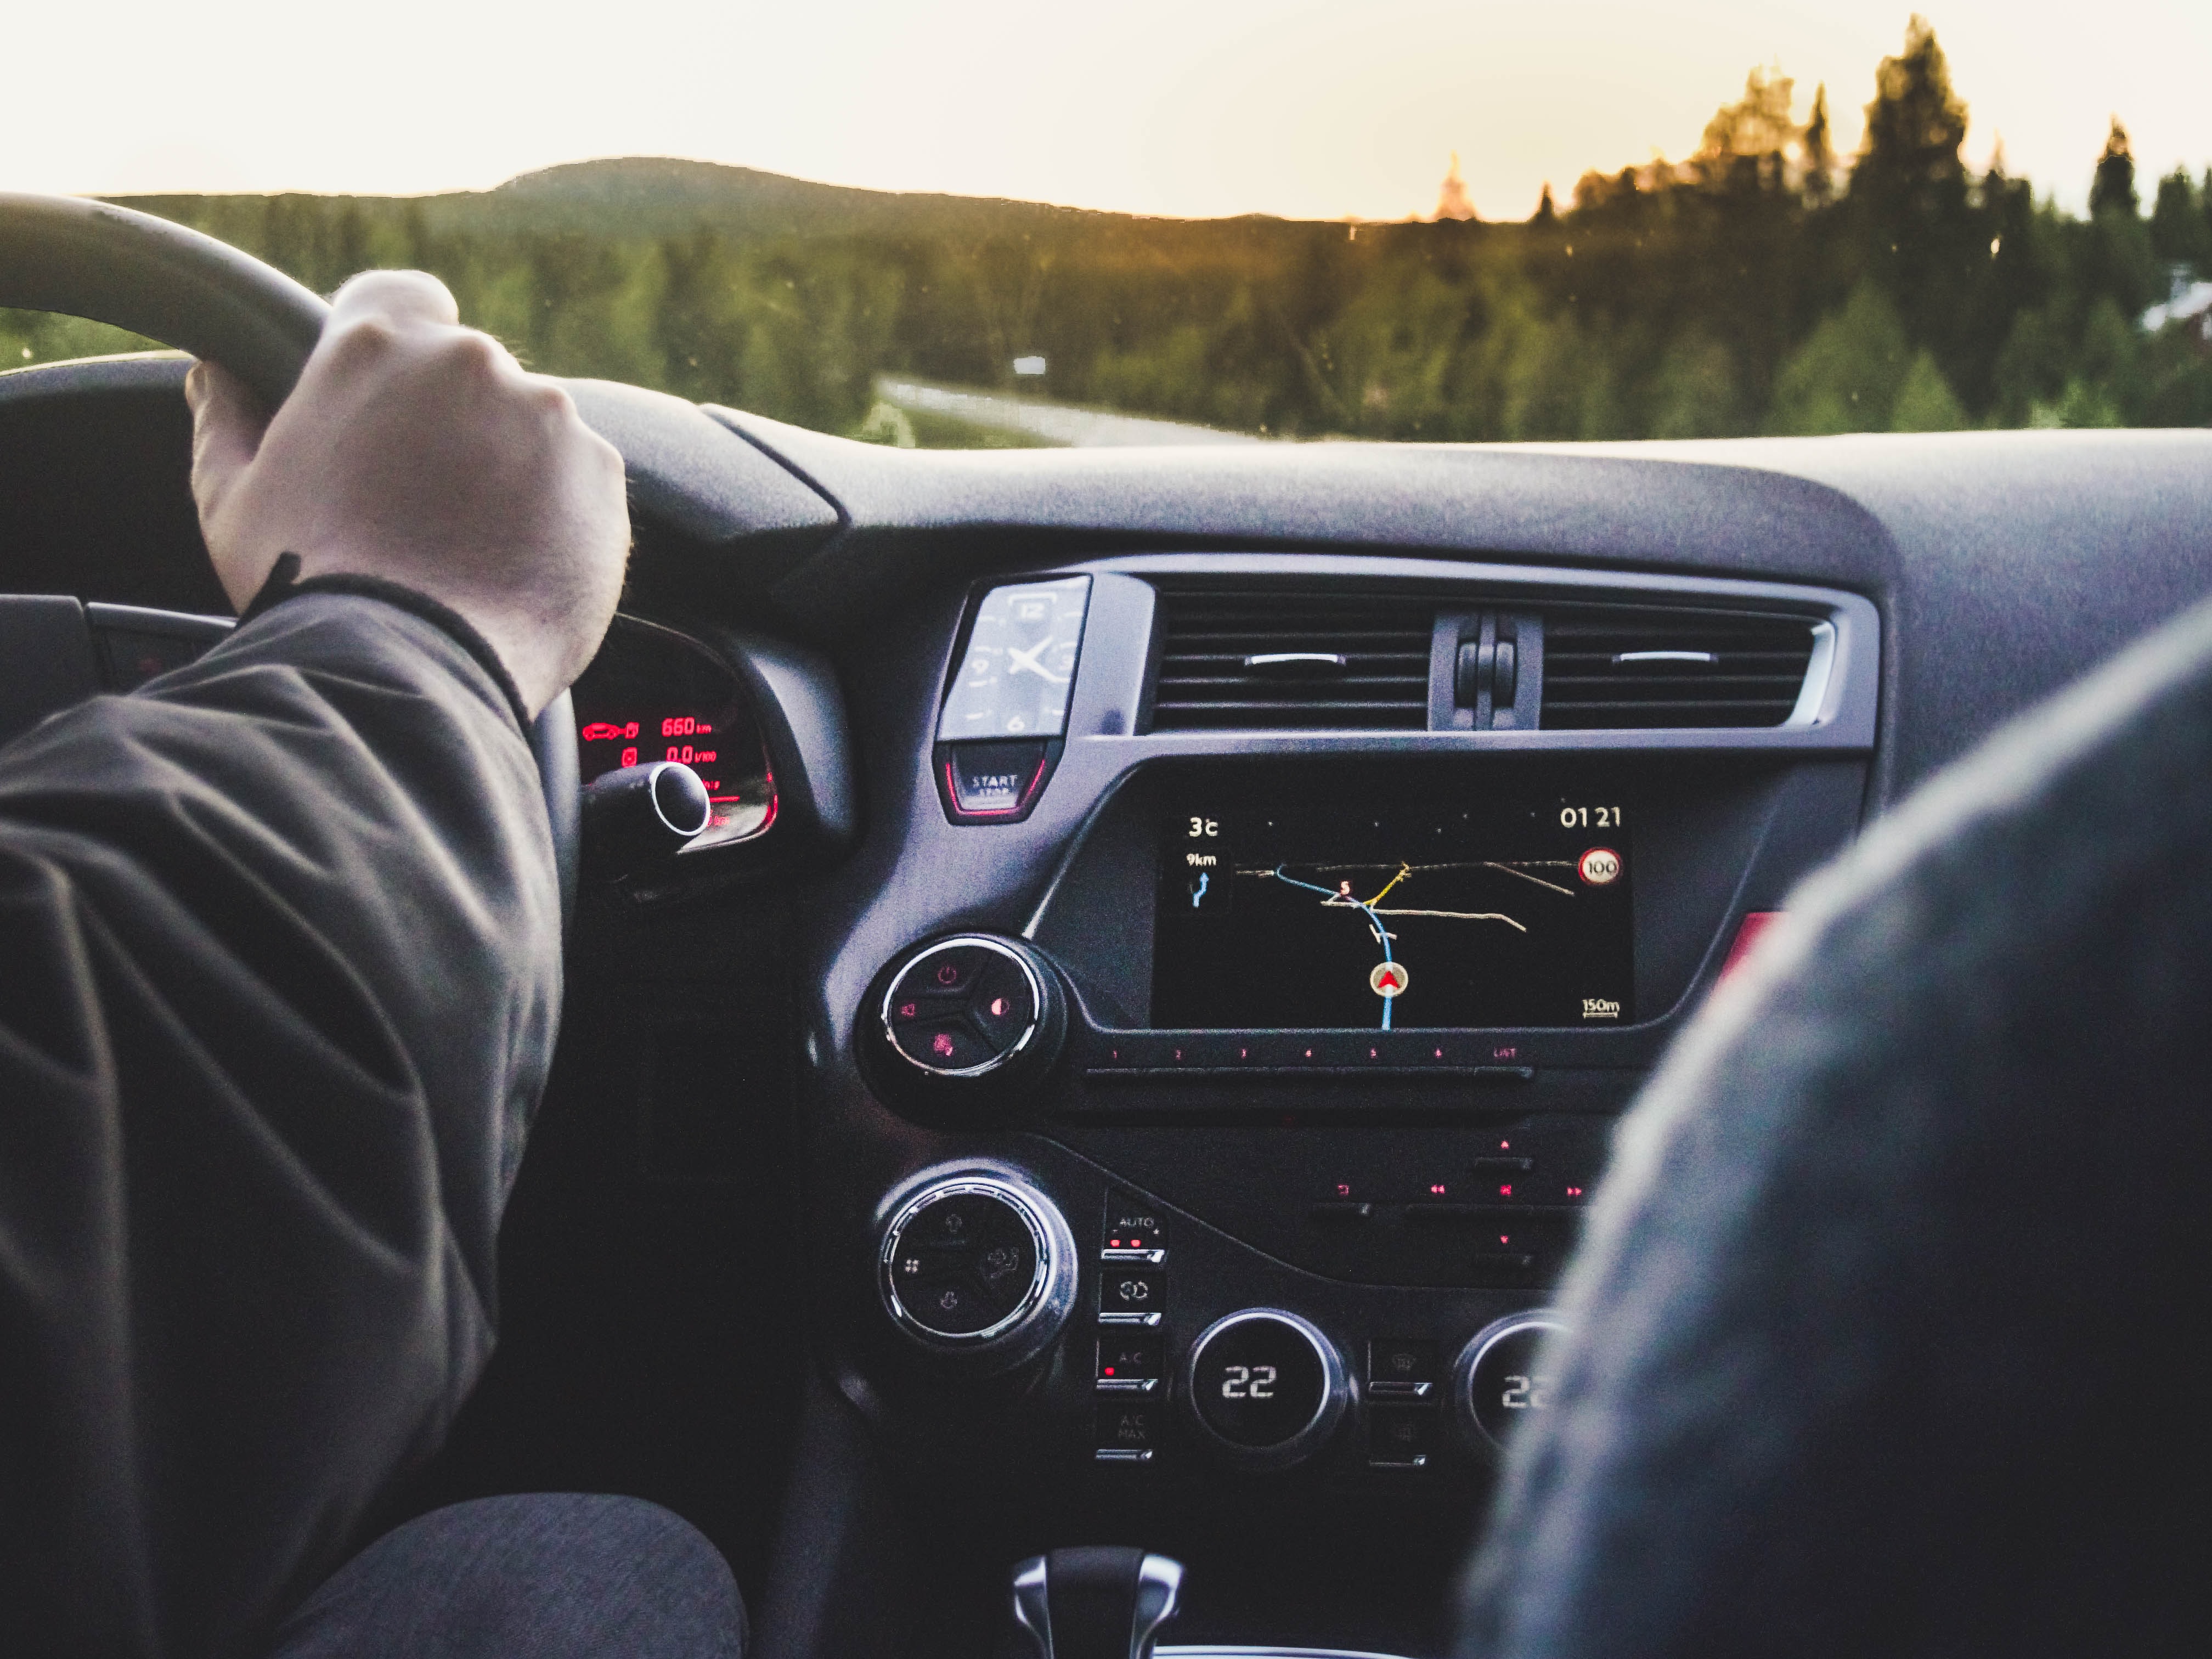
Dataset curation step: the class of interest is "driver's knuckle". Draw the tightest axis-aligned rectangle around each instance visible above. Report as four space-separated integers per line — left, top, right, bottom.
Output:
526 379 576 420
328 316 399 360
445 331 506 377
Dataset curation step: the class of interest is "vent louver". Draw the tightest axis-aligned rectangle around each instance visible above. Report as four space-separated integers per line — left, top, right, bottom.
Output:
1149 590 1434 731
1541 605 1818 730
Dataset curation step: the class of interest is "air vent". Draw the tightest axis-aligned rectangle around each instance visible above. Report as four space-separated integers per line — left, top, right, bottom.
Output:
1541 605 1819 730
1149 589 1434 731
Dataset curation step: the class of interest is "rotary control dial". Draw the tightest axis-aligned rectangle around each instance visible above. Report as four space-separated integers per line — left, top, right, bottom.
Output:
1453 1310 1571 1453
877 1171 1076 1372
872 934 1068 1093
1183 1308 1350 1470
885 1185 1042 1338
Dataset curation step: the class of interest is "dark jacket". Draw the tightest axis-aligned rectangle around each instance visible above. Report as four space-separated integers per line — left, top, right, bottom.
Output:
1458 598 2212 1656
0 594 559 1659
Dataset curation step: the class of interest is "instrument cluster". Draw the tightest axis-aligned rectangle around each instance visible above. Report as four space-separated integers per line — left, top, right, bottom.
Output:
570 615 777 856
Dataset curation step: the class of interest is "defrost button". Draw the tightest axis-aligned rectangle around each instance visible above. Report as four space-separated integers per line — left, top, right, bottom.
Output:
1367 1406 1437 1468
1368 1338 1439 1399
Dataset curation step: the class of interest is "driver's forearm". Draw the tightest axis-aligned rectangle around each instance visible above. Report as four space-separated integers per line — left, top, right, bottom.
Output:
0 592 560 1659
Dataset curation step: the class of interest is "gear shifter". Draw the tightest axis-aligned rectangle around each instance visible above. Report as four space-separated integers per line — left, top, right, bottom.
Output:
1009 1547 1183 1659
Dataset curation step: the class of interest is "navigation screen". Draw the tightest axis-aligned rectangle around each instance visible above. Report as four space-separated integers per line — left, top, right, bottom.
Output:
1152 788 1633 1029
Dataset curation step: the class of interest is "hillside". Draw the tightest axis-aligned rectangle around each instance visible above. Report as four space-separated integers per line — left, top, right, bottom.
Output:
454 156 1110 239
117 156 1181 246
7 21 2200 444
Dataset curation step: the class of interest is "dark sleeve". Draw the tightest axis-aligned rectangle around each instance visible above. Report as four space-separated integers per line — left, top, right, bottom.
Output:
0 594 561 1659
1456 599 2212 1659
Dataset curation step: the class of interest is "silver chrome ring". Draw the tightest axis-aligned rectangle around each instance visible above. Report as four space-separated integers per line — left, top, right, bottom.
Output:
879 935 1044 1079
1183 1307 1350 1471
642 761 710 837
877 1170 1077 1372
1451 1309 1570 1454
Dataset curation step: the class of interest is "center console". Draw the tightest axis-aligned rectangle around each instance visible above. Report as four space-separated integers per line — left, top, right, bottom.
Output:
796 551 1879 1647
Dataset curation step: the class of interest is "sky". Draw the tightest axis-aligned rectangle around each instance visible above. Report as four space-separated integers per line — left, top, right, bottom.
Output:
8 1 2209 222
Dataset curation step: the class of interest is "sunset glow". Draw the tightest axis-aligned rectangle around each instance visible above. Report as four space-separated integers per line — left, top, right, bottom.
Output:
7 0 2207 218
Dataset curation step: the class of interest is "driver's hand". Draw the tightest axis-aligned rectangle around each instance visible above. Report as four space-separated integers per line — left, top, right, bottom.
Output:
184 270 628 719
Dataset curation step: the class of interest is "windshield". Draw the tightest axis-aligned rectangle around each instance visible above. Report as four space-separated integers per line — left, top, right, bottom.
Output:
7 6 2209 443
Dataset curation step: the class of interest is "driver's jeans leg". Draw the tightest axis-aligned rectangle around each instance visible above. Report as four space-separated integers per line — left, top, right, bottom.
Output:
265 1493 746 1658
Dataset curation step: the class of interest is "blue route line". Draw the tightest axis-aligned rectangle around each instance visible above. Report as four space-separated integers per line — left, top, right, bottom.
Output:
1271 866 1396 1030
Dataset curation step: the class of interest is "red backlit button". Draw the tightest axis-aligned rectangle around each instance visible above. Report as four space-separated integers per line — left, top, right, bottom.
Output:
967 960 1037 1045
890 946 991 1006
1472 1154 1534 1201
890 994 963 1024
890 1018 994 1071
943 738 1055 819
1097 1331 1163 1390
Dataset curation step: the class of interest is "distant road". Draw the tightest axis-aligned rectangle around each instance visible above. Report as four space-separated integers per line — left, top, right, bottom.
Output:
874 377 1263 448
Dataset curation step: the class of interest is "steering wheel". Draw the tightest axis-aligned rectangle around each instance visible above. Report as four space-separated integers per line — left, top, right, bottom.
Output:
0 191 580 921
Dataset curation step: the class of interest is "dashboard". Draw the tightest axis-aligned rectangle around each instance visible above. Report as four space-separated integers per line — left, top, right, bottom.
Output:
4 354 2212 1657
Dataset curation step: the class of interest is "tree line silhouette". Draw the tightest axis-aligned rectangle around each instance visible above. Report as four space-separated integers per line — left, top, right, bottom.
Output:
7 16 2209 439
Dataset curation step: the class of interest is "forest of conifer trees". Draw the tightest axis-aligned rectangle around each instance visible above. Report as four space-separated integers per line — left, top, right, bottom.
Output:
5 18 2209 442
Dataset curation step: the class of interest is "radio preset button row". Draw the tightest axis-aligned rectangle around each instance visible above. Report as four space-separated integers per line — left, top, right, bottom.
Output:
1086 1029 1539 1080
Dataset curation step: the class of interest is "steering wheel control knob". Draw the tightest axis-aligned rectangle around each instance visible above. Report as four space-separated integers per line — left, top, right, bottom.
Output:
878 1171 1076 1372
1454 1310 1571 1453
873 934 1068 1092
1183 1308 1350 1470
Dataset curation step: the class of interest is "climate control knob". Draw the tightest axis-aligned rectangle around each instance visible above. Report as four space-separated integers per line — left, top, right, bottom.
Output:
1453 1310 1571 1454
877 1169 1076 1372
1183 1309 1350 1470
871 934 1067 1094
